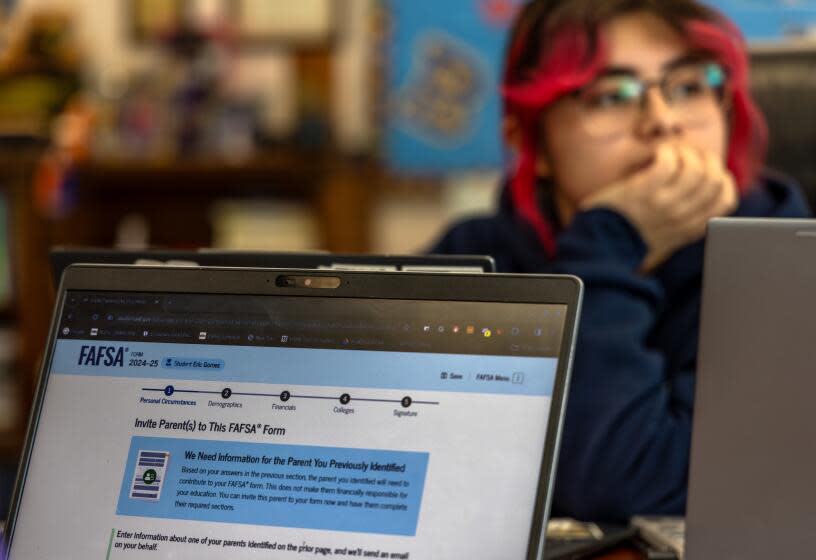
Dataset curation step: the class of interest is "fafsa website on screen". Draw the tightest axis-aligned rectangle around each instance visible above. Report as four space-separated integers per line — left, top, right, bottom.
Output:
9 292 566 559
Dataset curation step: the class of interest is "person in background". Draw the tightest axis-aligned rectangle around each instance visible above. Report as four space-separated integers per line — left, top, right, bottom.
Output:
433 0 811 521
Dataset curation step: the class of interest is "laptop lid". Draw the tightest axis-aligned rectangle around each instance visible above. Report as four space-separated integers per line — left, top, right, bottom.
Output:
6 265 580 559
686 218 816 559
48 249 496 287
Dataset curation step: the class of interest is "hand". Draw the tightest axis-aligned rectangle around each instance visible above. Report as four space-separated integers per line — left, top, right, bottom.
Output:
579 144 738 271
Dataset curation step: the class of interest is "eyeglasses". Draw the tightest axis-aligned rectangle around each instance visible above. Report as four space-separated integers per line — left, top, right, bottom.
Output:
570 62 729 139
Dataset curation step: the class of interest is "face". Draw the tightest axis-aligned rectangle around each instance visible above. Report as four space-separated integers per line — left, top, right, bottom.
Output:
537 11 728 219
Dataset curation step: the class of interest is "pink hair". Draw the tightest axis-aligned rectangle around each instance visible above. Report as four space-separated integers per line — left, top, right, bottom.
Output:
685 19 767 193
502 12 766 257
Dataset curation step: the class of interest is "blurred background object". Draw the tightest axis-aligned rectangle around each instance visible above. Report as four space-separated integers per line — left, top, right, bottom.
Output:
382 0 518 172
0 0 812 520
0 8 80 137
714 0 816 43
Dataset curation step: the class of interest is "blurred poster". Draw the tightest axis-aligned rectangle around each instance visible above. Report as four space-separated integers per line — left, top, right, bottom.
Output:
707 1 816 42
384 0 524 173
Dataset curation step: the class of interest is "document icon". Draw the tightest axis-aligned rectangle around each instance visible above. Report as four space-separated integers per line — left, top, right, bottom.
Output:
129 450 170 501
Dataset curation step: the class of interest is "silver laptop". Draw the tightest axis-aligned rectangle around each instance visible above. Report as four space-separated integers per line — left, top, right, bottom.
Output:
5 265 581 559
684 218 816 559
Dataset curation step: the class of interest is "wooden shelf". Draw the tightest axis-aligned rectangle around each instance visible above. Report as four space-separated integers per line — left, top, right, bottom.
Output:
74 148 330 198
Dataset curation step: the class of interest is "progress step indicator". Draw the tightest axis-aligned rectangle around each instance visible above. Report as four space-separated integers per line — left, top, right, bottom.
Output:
142 385 439 408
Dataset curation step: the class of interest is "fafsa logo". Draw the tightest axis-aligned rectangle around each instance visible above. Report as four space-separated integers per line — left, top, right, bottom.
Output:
78 345 127 367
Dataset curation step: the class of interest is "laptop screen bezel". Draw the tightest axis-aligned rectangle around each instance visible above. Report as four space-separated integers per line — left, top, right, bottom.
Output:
48 249 498 287
6 265 582 560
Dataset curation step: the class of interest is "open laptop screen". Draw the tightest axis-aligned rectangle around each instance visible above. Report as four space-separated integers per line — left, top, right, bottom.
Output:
9 289 568 559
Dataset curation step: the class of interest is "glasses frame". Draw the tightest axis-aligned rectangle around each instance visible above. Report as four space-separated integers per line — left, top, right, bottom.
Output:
567 61 732 139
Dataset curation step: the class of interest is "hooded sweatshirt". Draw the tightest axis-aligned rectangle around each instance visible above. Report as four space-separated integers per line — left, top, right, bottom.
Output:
431 173 811 521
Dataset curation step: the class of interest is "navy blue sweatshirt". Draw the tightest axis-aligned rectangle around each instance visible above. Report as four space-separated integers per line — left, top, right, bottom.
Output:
432 174 811 521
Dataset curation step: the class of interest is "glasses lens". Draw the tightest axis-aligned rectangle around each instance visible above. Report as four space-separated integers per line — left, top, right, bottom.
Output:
576 76 642 137
664 62 727 125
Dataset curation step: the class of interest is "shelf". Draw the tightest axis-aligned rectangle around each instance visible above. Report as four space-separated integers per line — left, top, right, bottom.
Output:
74 148 336 198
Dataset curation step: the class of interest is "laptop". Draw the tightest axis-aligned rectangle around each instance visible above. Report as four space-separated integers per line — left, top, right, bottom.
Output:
5 265 581 559
682 218 816 559
48 248 496 287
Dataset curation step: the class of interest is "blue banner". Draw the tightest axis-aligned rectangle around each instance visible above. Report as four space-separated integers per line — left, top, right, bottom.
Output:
49 340 557 397
116 436 429 536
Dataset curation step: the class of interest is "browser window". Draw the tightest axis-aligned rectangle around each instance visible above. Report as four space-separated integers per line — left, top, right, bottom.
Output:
10 291 566 559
